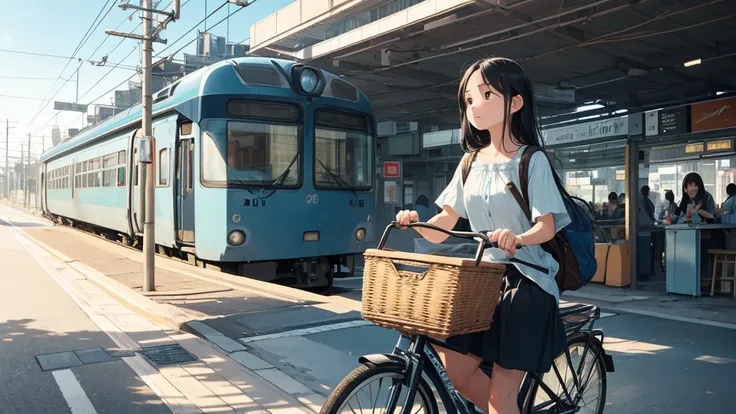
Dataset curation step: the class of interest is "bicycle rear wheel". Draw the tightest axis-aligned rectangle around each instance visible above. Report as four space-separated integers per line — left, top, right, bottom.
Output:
523 333 607 414
320 363 439 414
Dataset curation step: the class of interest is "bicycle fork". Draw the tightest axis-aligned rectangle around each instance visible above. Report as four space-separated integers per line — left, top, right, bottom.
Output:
383 335 424 414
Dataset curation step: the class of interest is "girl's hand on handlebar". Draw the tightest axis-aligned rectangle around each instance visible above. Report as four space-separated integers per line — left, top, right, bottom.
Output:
488 228 522 258
395 210 419 229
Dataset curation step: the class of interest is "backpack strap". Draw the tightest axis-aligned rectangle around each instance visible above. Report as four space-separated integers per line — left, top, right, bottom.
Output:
506 146 539 221
461 151 478 185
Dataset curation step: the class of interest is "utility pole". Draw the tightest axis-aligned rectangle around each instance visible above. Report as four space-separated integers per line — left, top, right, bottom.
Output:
26 133 30 209
107 0 180 292
19 144 23 205
4 120 15 199
4 120 7 199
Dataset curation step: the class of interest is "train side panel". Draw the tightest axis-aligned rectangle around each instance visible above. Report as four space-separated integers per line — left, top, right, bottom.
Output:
45 133 130 234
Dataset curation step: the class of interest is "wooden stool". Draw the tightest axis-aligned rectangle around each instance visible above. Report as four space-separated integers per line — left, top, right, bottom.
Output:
708 249 736 298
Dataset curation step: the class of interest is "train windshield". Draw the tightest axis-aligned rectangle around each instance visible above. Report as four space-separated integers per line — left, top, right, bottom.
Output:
314 109 373 190
225 122 300 186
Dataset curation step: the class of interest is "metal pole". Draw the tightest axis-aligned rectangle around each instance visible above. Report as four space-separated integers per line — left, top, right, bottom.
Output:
626 140 639 291
142 0 156 292
26 133 30 209
5 120 8 199
20 143 23 205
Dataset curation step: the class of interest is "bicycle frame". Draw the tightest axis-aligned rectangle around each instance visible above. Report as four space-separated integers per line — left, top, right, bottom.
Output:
373 308 613 414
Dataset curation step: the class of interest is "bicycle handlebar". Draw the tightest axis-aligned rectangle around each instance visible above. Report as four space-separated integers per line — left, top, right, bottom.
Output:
376 221 548 273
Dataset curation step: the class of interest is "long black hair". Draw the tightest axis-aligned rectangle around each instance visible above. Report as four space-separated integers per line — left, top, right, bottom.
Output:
456 57 589 219
457 57 543 153
676 172 707 216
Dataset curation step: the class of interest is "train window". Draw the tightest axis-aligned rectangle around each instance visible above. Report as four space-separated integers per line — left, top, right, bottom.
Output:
82 161 87 172
330 79 358 101
314 109 374 191
118 150 126 165
103 154 116 168
95 171 101 187
117 166 126 187
180 122 193 136
234 65 282 87
222 121 300 186
227 100 299 122
186 145 192 191
315 109 369 132
158 148 169 186
103 170 114 187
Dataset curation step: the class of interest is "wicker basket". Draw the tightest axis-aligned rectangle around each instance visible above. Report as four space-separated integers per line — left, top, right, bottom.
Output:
361 248 506 339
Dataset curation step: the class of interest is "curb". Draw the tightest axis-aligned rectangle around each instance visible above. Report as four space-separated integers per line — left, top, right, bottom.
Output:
20 228 197 331
14 221 323 412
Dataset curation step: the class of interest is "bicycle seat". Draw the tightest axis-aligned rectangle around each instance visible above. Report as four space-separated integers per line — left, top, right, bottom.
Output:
559 302 598 327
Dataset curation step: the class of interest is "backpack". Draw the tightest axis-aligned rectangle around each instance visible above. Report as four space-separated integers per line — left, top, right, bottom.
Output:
460 146 597 292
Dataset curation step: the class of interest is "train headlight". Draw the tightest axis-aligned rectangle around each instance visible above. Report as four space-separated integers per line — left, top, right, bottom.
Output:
291 64 325 96
355 228 366 241
228 230 245 246
300 68 319 93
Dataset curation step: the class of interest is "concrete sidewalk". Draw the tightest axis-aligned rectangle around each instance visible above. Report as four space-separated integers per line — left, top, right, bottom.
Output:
1 203 362 411
562 282 736 329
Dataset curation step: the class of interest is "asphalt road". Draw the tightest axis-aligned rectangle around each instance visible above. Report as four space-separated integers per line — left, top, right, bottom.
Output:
326 277 736 413
0 208 171 414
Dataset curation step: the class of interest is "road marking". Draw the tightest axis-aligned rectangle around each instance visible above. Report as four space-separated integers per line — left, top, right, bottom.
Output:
3 217 202 413
239 320 373 344
52 369 98 414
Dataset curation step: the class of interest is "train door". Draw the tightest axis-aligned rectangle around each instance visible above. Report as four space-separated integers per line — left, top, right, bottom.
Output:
176 122 195 244
40 164 46 213
131 130 143 234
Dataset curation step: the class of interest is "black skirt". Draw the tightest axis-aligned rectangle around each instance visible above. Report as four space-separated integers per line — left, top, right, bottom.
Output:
445 265 568 375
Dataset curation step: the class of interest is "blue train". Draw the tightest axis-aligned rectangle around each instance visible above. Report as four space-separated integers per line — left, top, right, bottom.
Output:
39 57 377 291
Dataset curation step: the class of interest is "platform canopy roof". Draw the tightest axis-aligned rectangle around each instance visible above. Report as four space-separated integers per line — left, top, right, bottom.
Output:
248 0 736 129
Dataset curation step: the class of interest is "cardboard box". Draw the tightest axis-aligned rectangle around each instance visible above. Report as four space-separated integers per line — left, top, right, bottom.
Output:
605 242 631 287
592 244 612 283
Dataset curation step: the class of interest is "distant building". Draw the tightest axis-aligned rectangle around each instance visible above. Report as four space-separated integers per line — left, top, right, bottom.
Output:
51 126 62 147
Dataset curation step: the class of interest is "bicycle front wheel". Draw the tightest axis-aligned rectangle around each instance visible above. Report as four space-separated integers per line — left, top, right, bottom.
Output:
320 363 439 414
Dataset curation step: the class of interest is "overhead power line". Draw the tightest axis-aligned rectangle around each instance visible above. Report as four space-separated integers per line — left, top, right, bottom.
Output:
26 1 116 128
156 0 252 60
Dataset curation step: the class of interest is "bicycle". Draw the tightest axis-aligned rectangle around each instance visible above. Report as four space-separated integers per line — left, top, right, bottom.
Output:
320 222 615 414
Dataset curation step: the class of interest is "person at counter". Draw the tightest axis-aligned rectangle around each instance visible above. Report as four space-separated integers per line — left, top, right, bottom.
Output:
663 172 716 225
663 172 718 282
652 190 676 278
659 190 676 222
720 184 736 224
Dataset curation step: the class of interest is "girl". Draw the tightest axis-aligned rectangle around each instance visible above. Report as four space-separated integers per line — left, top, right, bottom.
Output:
396 57 568 414
665 172 718 281
669 172 716 224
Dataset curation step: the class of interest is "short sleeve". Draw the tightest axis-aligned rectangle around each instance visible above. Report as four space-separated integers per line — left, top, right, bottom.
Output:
435 161 467 218
705 193 716 215
527 152 571 231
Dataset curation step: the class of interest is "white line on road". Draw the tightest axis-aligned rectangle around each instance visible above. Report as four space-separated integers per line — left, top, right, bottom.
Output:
52 369 98 414
239 320 373 344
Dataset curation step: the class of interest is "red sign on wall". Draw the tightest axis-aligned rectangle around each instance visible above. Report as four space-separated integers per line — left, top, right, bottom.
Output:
383 161 400 178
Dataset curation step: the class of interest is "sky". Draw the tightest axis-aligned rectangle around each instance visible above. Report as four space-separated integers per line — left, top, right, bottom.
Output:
0 0 295 168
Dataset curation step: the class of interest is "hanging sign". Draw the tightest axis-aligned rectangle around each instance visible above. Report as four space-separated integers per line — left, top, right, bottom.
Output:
543 115 628 146
383 161 400 178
